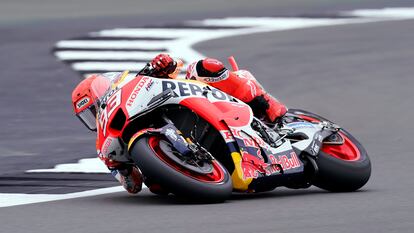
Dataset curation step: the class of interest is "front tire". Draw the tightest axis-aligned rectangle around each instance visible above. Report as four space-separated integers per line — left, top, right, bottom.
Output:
288 109 371 192
130 136 233 202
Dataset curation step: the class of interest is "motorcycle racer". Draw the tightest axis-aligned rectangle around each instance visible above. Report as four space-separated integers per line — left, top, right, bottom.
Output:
149 54 287 124
71 54 287 195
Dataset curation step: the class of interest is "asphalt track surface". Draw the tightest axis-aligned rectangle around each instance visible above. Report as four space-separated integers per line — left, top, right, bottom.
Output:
1 1 414 233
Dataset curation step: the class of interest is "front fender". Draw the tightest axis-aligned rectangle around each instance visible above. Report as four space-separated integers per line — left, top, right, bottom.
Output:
128 124 196 159
127 128 156 153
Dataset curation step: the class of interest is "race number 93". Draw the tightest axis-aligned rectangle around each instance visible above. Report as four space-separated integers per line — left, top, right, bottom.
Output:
99 90 122 136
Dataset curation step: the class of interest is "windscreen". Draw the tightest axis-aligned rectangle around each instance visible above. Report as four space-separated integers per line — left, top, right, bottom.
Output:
90 72 125 103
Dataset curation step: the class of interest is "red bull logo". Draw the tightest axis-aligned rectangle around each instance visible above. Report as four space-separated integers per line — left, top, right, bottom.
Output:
269 152 301 170
241 152 301 179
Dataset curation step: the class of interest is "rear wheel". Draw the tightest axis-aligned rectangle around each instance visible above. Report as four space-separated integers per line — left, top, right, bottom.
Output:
130 136 232 202
288 109 371 192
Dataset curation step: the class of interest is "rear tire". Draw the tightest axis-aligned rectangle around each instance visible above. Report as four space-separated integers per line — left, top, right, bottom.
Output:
288 109 371 192
130 136 232 202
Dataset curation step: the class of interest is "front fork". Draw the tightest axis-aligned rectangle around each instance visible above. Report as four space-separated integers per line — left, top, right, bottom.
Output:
128 115 213 165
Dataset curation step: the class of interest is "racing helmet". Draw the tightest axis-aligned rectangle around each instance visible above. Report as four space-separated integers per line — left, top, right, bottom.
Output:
185 58 229 83
72 73 123 131
72 73 114 130
72 75 99 131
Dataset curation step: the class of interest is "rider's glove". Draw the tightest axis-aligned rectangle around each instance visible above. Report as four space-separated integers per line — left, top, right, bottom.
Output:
247 95 270 118
151 53 177 77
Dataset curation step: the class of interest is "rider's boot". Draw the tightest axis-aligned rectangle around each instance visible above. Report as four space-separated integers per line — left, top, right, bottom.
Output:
113 165 143 194
262 93 288 127
247 93 287 127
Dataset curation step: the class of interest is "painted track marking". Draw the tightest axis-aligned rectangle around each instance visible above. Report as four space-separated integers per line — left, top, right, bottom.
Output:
0 186 124 208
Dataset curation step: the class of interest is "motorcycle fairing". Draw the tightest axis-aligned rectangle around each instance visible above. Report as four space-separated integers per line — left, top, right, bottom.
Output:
285 122 337 157
223 124 305 191
165 81 306 190
122 76 308 191
95 75 310 192
116 76 259 190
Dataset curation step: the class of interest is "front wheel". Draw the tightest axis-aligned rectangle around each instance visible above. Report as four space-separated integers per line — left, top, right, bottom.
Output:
288 109 371 192
130 136 232 202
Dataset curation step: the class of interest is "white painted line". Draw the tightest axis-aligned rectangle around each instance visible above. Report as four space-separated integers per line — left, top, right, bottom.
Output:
55 18 385 75
194 17 355 28
56 40 171 49
26 158 110 174
71 62 148 71
346 7 414 18
55 51 160 60
90 28 230 38
0 186 125 208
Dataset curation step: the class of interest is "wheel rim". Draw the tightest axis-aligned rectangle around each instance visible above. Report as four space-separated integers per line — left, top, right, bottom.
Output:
298 114 361 161
148 137 226 183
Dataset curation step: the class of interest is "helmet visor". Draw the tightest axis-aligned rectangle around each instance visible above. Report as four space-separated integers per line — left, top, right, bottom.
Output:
77 105 97 131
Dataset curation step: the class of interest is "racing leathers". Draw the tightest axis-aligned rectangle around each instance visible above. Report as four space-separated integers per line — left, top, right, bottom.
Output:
150 53 287 123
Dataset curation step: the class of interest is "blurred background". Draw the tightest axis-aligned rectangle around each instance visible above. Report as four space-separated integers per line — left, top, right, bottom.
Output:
2 0 414 24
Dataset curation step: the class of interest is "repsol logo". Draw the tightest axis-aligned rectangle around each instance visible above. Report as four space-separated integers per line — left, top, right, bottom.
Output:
162 80 233 101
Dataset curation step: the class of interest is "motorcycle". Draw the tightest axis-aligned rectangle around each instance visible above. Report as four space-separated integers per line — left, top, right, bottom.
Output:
91 57 371 202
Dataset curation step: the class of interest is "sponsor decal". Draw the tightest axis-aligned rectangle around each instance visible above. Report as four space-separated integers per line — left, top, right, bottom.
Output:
127 77 149 107
203 70 229 83
76 97 90 110
162 80 233 102
264 164 282 176
165 128 178 141
287 122 316 129
242 164 261 179
220 130 235 142
101 137 113 156
269 152 301 171
145 79 154 91
100 87 119 106
242 152 301 179
221 129 266 147
310 133 323 155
